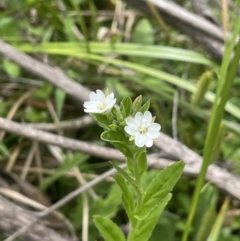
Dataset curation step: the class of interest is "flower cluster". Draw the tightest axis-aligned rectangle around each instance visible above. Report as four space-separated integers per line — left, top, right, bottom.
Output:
84 89 161 147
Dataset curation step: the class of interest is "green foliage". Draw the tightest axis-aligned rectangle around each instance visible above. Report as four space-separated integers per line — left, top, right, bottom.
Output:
194 184 218 241
91 183 122 218
1 1 240 240
183 16 240 241
93 216 126 241
111 162 142 196
131 95 142 116
137 150 147 177
24 108 48 122
0 142 10 159
54 88 66 119
40 152 89 190
191 71 212 106
33 83 53 100
128 194 172 241
120 96 132 117
114 174 135 224
3 60 21 77
135 161 184 220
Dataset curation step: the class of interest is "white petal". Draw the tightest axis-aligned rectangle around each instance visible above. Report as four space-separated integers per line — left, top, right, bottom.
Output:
84 107 101 113
108 92 114 99
105 98 116 109
135 134 149 147
135 112 143 123
148 123 161 132
134 134 145 147
96 89 106 101
143 111 152 124
83 101 97 108
124 126 139 136
89 91 98 101
126 117 138 128
144 137 153 147
146 129 160 139
105 94 115 102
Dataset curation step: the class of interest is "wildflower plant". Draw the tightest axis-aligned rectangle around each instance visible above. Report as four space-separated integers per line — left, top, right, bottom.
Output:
84 89 184 241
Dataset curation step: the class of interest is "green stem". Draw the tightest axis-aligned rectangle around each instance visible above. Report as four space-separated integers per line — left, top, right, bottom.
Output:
127 153 143 241
181 18 240 241
133 154 143 210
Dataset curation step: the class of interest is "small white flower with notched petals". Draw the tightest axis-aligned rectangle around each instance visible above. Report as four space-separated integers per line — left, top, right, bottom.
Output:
84 89 116 114
124 111 161 148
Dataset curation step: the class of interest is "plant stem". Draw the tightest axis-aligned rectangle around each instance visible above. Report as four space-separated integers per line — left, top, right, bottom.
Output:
133 153 143 209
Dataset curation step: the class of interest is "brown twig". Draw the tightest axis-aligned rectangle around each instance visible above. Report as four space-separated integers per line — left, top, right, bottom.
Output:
3 163 127 241
26 115 94 131
0 195 73 241
0 40 91 102
0 117 240 201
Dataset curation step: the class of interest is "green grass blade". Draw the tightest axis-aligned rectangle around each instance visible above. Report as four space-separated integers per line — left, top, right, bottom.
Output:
207 197 229 241
18 42 215 65
182 16 240 241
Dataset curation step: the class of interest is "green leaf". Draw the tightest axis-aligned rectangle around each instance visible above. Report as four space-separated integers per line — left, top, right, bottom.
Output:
111 162 143 196
19 42 214 65
137 151 147 177
196 208 216 241
120 96 132 117
0 142 10 157
193 184 218 239
101 130 127 143
40 152 89 190
128 194 172 241
131 19 154 65
126 157 134 175
207 198 229 241
109 123 118 131
135 161 184 220
112 107 124 123
54 88 66 119
131 95 142 116
139 99 150 113
114 174 135 224
111 142 128 156
101 129 134 156
92 114 110 130
112 162 135 187
3 60 21 77
91 183 121 218
94 216 126 241
34 83 53 100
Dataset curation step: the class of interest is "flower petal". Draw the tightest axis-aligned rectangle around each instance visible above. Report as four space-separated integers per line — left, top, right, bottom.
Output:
108 92 114 99
144 136 153 147
89 91 98 101
84 107 101 113
148 123 161 132
135 112 143 124
83 101 97 109
135 134 150 147
126 117 138 128
124 126 139 136
96 89 106 101
146 129 160 139
143 111 152 124
105 98 116 109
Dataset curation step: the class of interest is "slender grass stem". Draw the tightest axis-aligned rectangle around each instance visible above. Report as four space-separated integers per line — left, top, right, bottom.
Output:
182 17 240 241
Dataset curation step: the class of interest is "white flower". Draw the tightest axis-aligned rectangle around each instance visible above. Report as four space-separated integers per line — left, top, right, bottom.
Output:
124 111 161 148
84 89 116 114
